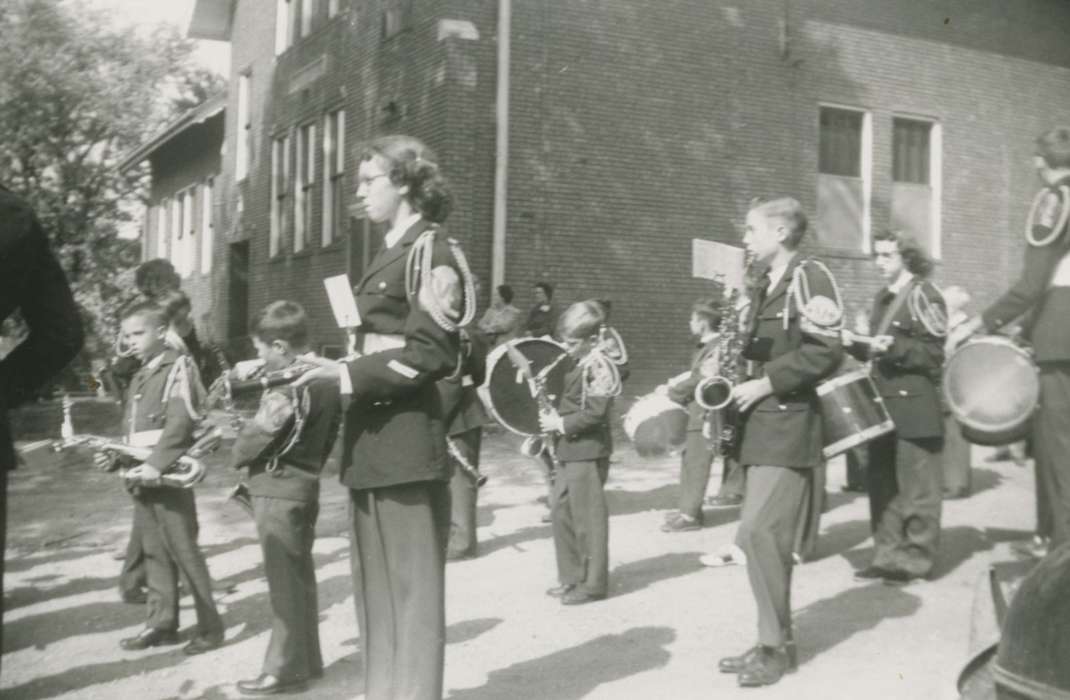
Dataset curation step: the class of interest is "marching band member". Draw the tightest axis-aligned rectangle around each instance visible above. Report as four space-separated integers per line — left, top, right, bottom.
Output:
845 230 947 585
718 197 843 687
539 301 625 605
103 301 223 654
950 126 1070 553
232 301 341 696
940 285 973 499
661 296 744 533
295 135 474 700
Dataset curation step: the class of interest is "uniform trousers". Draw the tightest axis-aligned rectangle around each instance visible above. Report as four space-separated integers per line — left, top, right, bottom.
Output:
793 463 825 562
940 414 972 497
1035 364 1070 546
136 487 222 637
350 480 451 700
118 514 147 599
551 458 610 596
677 431 744 519
867 433 944 577
447 429 481 557
252 495 322 681
735 465 809 647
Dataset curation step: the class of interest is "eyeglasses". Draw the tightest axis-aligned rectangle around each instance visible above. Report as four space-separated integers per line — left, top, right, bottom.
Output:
356 173 389 187
872 251 901 259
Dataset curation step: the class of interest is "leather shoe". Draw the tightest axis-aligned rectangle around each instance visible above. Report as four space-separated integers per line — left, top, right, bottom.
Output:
561 589 606 605
661 513 702 532
546 583 576 598
237 674 307 695
705 494 743 509
737 645 793 687
121 589 148 605
119 628 179 650
719 646 762 674
853 565 892 581
183 634 224 656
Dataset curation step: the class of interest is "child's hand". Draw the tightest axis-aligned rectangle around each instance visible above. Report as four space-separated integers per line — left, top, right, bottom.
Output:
92 451 118 471
126 463 163 487
539 410 564 434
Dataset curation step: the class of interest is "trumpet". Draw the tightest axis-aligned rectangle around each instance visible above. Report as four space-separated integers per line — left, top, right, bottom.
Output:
205 359 320 410
51 426 223 488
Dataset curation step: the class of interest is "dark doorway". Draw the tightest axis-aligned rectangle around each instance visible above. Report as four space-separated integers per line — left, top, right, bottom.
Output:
227 241 250 346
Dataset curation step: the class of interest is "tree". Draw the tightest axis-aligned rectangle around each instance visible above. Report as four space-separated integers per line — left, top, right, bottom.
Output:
0 0 225 372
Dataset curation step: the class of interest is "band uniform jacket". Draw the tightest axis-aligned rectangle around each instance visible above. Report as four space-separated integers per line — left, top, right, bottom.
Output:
553 356 615 463
342 217 465 490
738 253 844 468
0 184 84 471
849 280 945 440
125 348 196 471
667 336 720 432
982 174 1070 362
438 329 489 439
232 377 341 503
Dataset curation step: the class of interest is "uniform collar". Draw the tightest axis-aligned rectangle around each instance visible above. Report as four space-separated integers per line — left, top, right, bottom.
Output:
887 271 914 295
384 212 423 249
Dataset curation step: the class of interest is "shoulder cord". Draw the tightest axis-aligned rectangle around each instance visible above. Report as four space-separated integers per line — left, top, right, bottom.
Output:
596 325 629 365
162 356 204 422
579 346 623 409
405 228 478 333
266 385 310 472
1025 185 1070 247
785 258 845 332
909 283 949 338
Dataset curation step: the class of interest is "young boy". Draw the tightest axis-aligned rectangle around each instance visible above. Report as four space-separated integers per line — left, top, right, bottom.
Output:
103 301 223 654
229 301 341 696
539 300 623 605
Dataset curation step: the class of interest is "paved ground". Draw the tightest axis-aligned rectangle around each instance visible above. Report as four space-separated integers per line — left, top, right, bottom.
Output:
2 429 1035 699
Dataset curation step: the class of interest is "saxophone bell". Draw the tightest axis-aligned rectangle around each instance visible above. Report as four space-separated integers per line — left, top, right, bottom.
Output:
695 376 734 411
520 434 545 458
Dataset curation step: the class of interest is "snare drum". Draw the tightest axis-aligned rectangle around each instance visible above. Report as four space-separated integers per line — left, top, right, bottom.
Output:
480 337 570 437
622 393 689 458
816 367 896 459
943 336 1039 446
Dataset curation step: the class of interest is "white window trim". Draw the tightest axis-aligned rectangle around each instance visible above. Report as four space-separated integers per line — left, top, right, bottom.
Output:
818 102 872 252
275 0 290 55
236 72 252 181
156 200 168 259
301 0 315 37
328 0 339 18
201 179 214 274
891 112 943 260
183 189 195 277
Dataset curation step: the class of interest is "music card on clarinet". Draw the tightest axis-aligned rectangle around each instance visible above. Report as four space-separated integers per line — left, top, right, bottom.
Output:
692 239 746 291
323 274 362 328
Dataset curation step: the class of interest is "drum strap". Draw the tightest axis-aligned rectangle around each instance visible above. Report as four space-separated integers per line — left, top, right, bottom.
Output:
874 280 915 338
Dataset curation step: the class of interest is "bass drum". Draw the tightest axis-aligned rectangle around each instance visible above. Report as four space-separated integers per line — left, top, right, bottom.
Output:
943 336 1039 446
480 337 570 437
623 393 688 458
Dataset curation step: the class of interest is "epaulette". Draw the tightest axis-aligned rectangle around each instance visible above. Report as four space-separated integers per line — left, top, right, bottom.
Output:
910 282 948 337
788 258 844 336
1025 184 1070 247
162 354 204 421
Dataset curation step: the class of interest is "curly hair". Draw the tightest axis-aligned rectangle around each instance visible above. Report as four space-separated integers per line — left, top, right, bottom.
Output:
872 229 934 278
360 135 453 223
691 297 723 329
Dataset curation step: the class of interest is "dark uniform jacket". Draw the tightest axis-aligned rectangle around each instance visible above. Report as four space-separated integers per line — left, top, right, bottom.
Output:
124 348 197 471
230 377 341 503
982 174 1070 363
438 329 489 438
0 185 84 470
849 279 945 440
553 355 615 463
738 253 844 468
668 336 720 432
342 217 465 490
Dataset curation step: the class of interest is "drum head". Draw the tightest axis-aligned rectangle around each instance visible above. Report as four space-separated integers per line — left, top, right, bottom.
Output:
482 338 569 436
944 337 1039 438
623 393 688 458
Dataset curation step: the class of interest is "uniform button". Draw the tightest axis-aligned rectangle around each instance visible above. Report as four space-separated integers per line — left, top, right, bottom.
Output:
778 404 787 410
898 390 908 396
378 281 387 290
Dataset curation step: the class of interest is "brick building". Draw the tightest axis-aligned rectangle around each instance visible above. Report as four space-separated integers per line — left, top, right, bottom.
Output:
187 0 1070 388
119 93 226 345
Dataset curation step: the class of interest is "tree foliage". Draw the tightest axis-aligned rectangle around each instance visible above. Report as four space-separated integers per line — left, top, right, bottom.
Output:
0 0 225 362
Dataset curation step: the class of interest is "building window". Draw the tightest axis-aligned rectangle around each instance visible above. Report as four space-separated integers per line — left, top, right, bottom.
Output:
892 116 941 258
182 189 195 277
276 0 295 54
328 0 340 18
236 72 252 181
816 105 871 250
271 134 291 257
156 200 168 259
170 194 183 274
201 178 214 274
301 0 316 37
381 1 409 39
295 123 316 252
323 109 345 246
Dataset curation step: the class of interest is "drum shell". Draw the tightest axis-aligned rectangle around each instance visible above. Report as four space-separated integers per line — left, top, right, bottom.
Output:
623 393 688 459
481 338 569 437
816 368 896 459
943 336 1039 447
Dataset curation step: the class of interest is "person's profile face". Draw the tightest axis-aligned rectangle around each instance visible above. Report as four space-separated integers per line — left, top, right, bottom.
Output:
355 155 404 224
121 315 166 360
872 240 904 281
742 209 781 262
688 312 705 337
252 336 290 372
533 286 548 305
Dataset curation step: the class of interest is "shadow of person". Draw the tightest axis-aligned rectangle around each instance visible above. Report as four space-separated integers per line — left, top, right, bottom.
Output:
794 584 921 665
809 518 873 564
476 524 553 557
611 552 705 597
606 484 677 517
447 617 503 645
446 626 676 700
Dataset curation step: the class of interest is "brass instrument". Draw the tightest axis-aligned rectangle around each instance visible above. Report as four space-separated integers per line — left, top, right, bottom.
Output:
51 426 223 488
205 359 320 411
505 342 567 465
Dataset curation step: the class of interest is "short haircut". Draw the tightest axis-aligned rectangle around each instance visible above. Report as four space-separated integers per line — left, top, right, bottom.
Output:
749 196 808 249
252 300 309 348
497 284 514 304
557 300 605 341
691 297 723 328
872 229 934 278
135 259 180 300
534 281 554 299
121 300 168 328
1035 127 1070 169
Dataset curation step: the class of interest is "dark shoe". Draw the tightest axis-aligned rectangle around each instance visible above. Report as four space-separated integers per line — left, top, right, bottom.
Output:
880 569 916 587
719 646 762 674
561 589 606 605
183 634 224 656
546 583 576 598
446 548 476 562
841 484 866 493
1012 537 1049 560
119 628 179 650
737 645 793 687
541 512 553 523
853 565 892 581
661 513 702 532
121 589 148 605
706 494 743 509
237 674 308 695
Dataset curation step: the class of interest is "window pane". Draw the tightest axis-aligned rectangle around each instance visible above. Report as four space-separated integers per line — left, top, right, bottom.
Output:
819 107 862 177
893 118 931 184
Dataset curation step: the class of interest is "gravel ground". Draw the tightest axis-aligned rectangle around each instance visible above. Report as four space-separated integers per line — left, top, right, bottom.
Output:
2 431 1034 700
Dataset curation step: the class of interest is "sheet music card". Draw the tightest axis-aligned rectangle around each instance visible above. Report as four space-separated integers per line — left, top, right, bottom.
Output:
692 239 745 291
324 274 362 328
